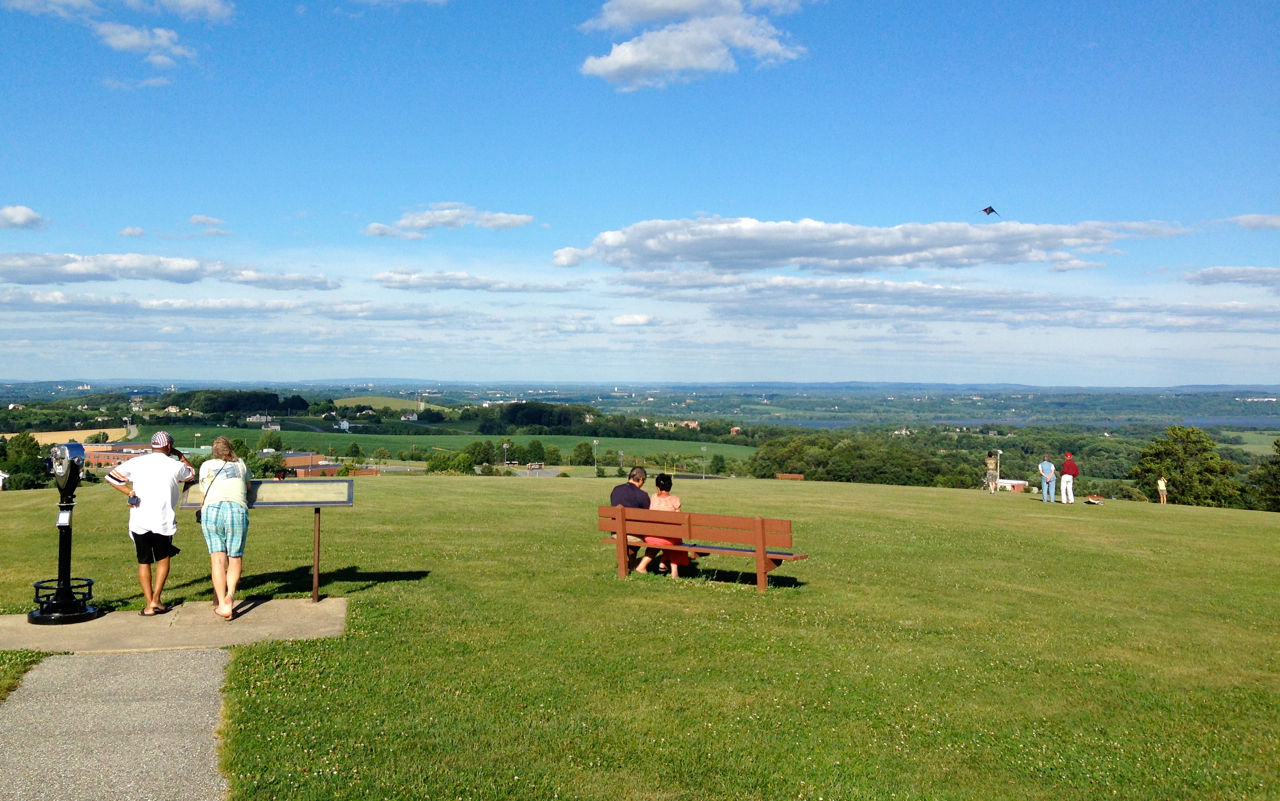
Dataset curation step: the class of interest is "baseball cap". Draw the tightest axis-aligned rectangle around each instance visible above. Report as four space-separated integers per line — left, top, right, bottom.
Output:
151 431 174 449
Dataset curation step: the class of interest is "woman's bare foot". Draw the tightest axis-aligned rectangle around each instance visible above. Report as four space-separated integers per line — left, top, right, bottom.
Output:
215 604 234 620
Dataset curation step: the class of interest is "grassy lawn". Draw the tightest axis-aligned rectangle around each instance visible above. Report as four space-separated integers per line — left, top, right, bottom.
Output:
2 476 1277 800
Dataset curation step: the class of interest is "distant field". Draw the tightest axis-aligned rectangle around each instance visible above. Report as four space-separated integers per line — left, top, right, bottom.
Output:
336 395 440 412
140 423 755 465
0 428 127 445
1222 429 1280 455
3 476 1276 799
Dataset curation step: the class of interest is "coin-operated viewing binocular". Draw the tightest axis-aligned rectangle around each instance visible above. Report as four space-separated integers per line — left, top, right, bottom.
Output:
29 442 100 625
47 442 86 506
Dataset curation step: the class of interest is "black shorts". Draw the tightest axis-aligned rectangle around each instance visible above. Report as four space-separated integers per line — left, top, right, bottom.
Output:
131 531 181 565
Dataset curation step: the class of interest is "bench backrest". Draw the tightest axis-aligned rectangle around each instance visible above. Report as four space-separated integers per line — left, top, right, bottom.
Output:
597 505 793 549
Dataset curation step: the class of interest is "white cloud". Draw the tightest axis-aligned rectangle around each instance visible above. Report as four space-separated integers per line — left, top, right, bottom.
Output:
103 75 172 89
374 269 571 293
224 269 341 291
362 223 426 240
554 216 1177 273
364 202 534 237
580 0 806 90
0 252 207 283
189 214 225 226
614 271 1280 334
0 0 100 19
1228 214 1280 231
123 0 235 22
0 205 46 229
612 313 653 326
350 0 448 5
1187 266 1280 293
0 251 339 290
119 226 145 236
92 21 195 63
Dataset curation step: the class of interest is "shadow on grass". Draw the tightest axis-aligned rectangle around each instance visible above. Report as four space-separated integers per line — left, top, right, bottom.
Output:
679 565 806 591
96 564 430 609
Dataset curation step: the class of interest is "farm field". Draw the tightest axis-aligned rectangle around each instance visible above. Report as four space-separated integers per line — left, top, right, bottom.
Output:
129 423 756 466
2 476 1277 800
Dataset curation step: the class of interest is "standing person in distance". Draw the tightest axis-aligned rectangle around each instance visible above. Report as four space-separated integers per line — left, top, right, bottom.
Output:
984 451 999 494
105 431 195 616
1060 452 1080 504
1038 454 1057 503
1157 475 1168 504
200 436 252 620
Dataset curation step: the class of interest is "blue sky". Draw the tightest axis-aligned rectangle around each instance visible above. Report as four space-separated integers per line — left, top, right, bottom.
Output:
2 0 1277 386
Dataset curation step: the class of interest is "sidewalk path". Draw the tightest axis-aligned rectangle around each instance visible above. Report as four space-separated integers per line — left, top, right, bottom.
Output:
0 598 347 801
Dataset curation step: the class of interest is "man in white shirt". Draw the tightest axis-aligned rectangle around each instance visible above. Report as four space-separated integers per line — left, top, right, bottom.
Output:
106 431 196 616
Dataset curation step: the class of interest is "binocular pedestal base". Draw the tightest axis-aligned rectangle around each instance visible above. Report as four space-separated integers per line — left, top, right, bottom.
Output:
28 577 102 626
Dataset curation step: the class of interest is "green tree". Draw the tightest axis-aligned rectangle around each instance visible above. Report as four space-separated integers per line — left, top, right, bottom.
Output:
373 447 392 464
345 442 363 458
709 453 727 475
230 438 251 460
1246 438 1280 512
526 440 546 463
571 441 595 466
6 431 42 462
256 430 284 451
1129 426 1241 507
544 445 562 466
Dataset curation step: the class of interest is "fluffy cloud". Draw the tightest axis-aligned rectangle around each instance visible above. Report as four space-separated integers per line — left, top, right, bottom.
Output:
123 0 235 22
374 269 571 293
611 313 653 326
119 226 145 237
364 203 534 237
0 251 337 289
224 269 341 290
1229 214 1280 231
0 205 46 229
580 0 806 89
554 216 1178 273
614 271 1280 334
92 21 195 66
189 214 225 226
1187 266 1280 293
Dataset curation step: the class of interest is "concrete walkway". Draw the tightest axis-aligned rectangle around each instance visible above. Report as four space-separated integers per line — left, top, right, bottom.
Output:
0 598 347 801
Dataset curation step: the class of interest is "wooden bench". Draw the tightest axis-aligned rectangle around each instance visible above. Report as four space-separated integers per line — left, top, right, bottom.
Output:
597 505 807 593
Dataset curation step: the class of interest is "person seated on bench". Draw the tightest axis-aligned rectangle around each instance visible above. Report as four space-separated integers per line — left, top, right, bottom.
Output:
610 466 649 567
635 473 691 578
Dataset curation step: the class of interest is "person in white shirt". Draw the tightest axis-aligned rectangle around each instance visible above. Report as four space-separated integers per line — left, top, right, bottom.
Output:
199 436 252 620
106 430 195 616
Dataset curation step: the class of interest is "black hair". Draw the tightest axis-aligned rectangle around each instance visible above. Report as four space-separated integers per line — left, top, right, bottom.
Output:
655 473 673 492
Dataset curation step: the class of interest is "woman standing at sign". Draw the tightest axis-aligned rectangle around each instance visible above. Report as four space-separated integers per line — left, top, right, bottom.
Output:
199 436 252 620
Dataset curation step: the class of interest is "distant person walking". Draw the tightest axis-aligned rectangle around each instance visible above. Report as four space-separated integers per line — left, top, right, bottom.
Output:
105 431 195 616
610 466 649 567
635 473 691 577
1038 455 1056 503
1157 475 1168 504
984 451 999 494
1060 452 1080 504
199 436 252 620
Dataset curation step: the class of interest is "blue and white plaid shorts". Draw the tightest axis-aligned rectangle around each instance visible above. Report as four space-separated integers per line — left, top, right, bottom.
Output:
201 502 249 557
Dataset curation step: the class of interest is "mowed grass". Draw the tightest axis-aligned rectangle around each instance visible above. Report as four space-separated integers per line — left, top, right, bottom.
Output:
2 477 1278 800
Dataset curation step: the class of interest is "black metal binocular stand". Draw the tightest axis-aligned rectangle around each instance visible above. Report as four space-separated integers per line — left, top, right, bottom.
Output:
29 443 102 625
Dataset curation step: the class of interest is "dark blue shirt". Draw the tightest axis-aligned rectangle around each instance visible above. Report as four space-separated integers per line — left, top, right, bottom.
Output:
609 482 649 508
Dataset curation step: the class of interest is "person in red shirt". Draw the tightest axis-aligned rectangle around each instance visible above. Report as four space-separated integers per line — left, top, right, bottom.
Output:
1060 452 1081 504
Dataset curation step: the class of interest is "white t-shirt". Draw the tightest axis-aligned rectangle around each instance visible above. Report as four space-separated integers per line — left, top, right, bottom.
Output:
199 458 251 507
108 451 195 537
